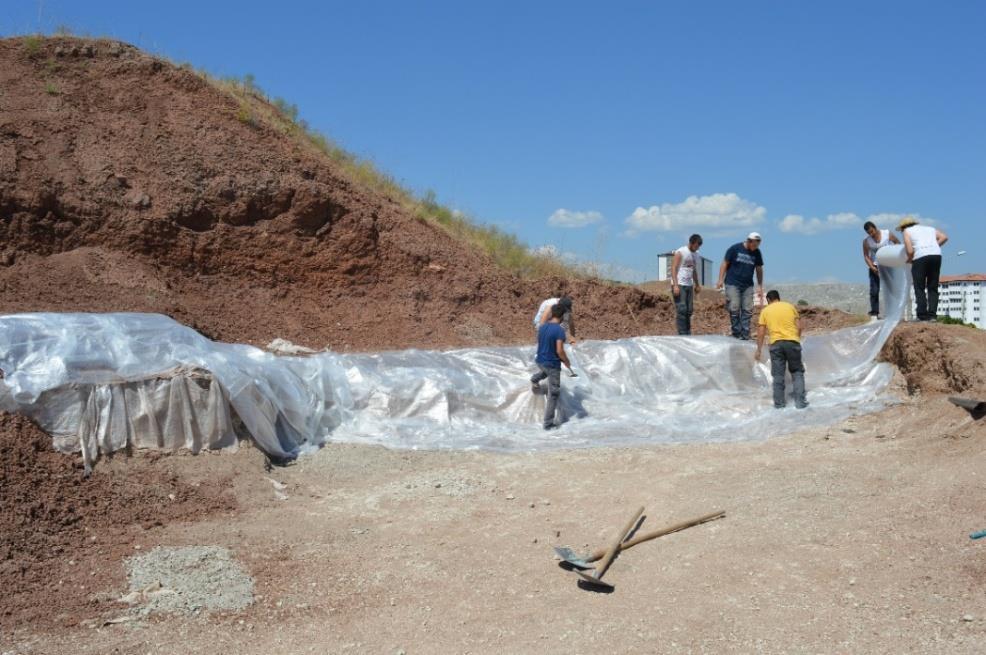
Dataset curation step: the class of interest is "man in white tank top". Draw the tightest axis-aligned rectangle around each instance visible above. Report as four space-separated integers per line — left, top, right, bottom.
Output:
898 216 949 321
861 221 899 317
671 234 703 334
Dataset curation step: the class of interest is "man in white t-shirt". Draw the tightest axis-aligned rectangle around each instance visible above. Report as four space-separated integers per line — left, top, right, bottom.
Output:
671 234 703 335
533 295 575 343
898 216 948 321
861 220 899 317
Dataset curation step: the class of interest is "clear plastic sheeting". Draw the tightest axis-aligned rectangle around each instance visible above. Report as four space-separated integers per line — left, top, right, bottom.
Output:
0 263 908 457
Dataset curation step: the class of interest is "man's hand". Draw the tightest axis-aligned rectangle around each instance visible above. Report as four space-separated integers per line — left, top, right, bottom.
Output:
694 284 701 295
567 337 577 345
716 280 724 290
671 283 680 298
755 346 762 360
868 263 878 274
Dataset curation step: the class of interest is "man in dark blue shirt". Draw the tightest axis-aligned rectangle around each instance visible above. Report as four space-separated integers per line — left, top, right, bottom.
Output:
715 232 765 340
531 303 572 430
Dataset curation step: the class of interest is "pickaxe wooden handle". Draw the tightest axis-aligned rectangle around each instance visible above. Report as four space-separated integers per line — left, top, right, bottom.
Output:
584 509 725 563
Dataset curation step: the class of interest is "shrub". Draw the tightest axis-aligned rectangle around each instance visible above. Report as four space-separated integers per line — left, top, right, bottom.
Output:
44 81 59 95
936 315 976 328
23 35 42 55
235 102 254 126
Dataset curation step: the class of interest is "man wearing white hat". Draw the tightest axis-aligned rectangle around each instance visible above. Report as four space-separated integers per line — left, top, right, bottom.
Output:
898 216 948 321
716 232 764 340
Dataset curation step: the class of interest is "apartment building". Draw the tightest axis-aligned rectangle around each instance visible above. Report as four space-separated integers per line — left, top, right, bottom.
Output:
937 274 986 328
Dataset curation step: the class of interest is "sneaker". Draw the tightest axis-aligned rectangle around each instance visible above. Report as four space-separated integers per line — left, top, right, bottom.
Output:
774 404 786 409
543 423 559 431
795 402 809 409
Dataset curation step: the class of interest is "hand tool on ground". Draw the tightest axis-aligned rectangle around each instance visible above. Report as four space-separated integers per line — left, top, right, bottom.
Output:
574 506 644 590
555 509 725 569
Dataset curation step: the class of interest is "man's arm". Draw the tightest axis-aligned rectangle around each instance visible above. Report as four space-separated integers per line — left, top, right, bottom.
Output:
555 339 571 369
716 260 729 289
671 251 682 295
889 233 900 245
755 265 764 288
754 324 767 359
903 231 915 262
863 239 877 271
538 306 551 326
936 229 948 246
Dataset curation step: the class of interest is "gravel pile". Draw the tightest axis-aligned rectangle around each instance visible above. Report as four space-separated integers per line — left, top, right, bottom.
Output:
125 545 254 615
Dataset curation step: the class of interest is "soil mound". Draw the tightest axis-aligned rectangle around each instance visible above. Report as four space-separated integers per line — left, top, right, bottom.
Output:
0 36 854 350
0 412 237 628
880 322 986 395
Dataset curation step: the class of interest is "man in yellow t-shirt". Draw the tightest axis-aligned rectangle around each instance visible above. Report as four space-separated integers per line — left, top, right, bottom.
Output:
755 290 808 409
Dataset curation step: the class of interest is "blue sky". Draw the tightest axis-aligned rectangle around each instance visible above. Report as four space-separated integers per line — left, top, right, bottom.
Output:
4 1 984 283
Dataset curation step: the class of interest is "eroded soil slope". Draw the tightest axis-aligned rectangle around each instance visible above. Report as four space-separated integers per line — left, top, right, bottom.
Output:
0 36 854 350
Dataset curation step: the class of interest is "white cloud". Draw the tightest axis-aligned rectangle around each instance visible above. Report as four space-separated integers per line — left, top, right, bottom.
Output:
778 213 862 235
624 193 766 234
548 208 604 228
779 211 938 235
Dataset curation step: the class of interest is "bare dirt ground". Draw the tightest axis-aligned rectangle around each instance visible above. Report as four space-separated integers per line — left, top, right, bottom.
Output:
3 326 985 654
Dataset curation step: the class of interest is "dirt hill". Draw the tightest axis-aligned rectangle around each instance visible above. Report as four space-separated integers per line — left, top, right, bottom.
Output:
0 36 858 350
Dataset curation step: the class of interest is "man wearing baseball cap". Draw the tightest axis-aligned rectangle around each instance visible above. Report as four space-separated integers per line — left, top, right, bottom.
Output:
716 232 764 340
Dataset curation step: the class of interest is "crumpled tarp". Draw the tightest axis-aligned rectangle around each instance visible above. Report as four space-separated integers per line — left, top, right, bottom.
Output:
0 252 909 458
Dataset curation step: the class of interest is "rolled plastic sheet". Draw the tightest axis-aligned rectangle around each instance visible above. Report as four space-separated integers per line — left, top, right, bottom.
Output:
0 266 908 457
876 243 907 268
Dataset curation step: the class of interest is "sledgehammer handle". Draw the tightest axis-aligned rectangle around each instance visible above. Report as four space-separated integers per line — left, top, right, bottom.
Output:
594 506 645 579
587 510 725 563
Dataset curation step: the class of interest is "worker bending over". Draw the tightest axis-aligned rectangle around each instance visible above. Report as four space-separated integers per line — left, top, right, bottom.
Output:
755 290 808 409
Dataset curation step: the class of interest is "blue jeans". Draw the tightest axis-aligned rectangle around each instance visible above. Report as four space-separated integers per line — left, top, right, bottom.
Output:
868 269 880 316
673 286 694 335
724 284 754 339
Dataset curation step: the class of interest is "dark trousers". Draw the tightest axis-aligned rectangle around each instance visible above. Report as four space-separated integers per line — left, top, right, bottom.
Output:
868 269 880 316
911 255 942 321
531 364 561 428
673 286 694 335
769 340 807 408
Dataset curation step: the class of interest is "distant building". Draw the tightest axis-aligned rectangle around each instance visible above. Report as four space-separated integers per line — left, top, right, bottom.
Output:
656 251 716 286
936 274 986 328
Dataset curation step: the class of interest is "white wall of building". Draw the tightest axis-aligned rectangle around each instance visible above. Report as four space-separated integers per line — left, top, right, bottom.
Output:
656 253 715 286
938 280 985 328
